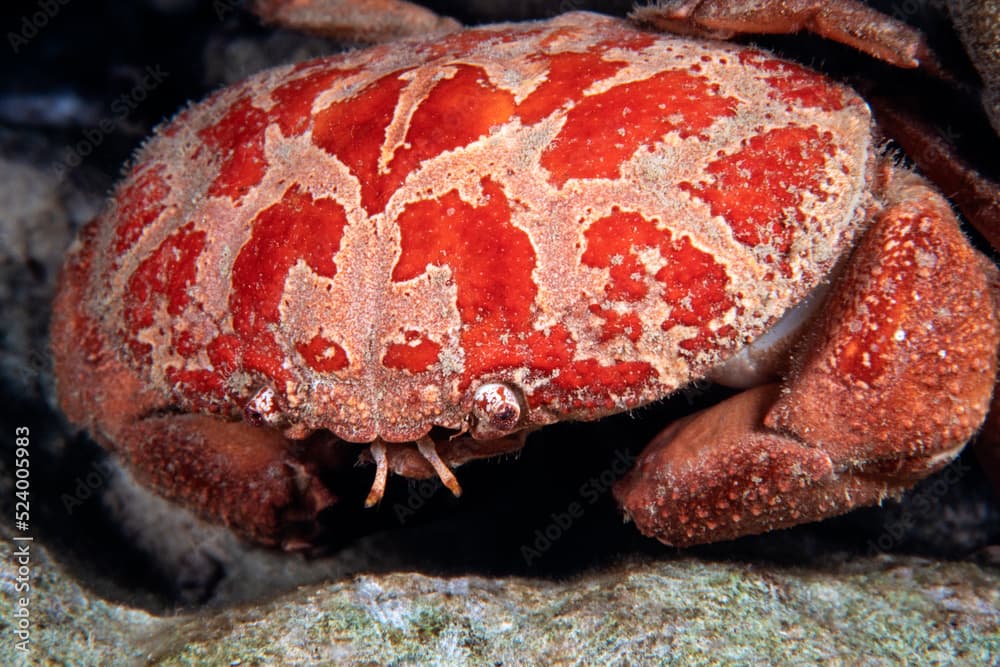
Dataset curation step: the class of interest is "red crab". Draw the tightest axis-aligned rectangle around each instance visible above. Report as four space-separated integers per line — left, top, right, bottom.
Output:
51 1 1000 548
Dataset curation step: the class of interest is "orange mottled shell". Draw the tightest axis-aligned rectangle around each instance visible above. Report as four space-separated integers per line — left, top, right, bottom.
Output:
77 11 876 442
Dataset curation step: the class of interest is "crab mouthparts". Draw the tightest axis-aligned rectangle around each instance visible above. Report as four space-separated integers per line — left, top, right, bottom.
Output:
364 437 463 507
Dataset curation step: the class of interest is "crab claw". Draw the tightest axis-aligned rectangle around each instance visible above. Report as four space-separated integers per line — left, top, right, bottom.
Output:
615 174 1000 546
52 221 338 550
614 384 903 545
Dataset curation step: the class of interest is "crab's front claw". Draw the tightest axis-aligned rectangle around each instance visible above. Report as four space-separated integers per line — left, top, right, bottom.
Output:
614 385 904 546
112 415 338 549
52 223 337 550
615 175 1000 546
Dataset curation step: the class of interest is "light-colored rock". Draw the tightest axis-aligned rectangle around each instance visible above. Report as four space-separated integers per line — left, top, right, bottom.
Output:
3 525 998 666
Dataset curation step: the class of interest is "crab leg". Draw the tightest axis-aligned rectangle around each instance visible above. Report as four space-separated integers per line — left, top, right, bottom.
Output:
632 0 933 69
249 0 459 43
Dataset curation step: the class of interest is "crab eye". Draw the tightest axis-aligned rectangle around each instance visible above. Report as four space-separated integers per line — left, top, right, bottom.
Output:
471 383 522 433
243 386 279 427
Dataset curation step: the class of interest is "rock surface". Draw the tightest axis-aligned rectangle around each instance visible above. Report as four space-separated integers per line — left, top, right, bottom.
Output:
2 526 998 666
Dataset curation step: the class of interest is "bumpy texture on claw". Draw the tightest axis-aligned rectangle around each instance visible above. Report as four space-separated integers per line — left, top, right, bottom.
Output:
614 384 894 546
769 176 999 458
615 173 1000 546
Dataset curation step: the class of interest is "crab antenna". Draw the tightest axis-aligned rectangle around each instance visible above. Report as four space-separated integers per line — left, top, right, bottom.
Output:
417 436 463 498
364 440 388 508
